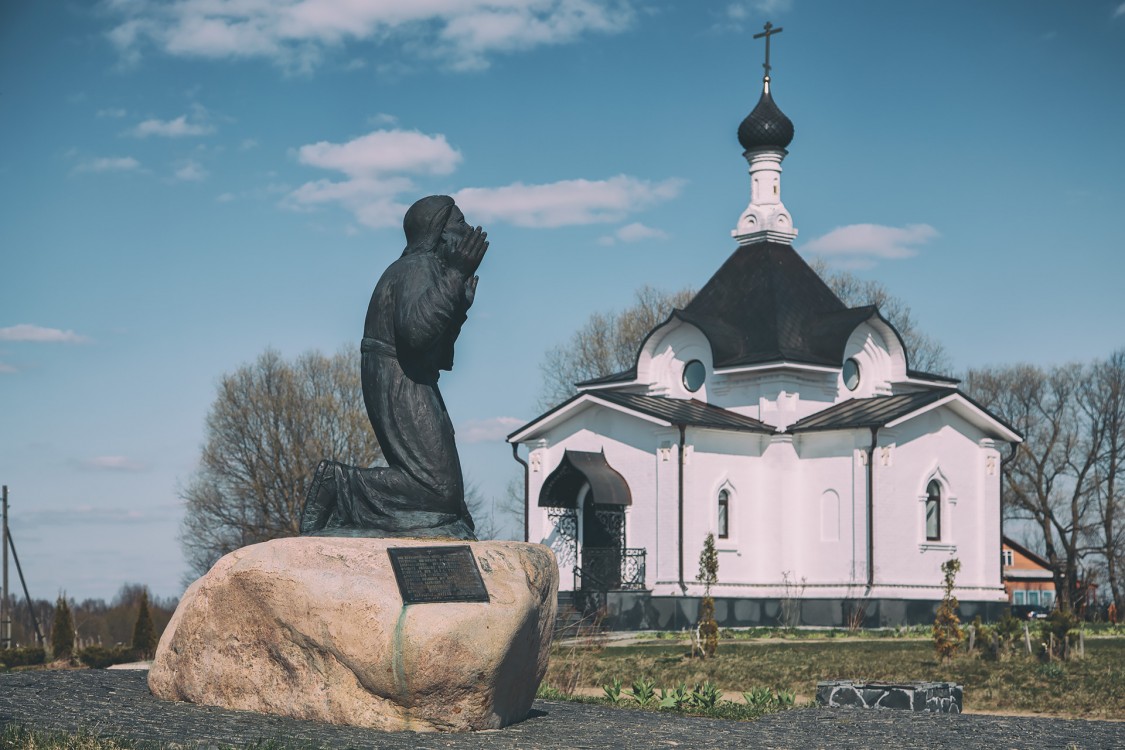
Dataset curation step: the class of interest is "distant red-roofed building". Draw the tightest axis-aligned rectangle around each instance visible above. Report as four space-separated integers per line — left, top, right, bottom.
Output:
1001 536 1056 612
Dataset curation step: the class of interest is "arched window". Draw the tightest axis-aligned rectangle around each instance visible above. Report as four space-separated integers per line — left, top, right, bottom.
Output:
925 480 941 541
717 489 730 539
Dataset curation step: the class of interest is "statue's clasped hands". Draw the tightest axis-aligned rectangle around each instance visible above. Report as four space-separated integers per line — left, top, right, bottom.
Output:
444 226 488 276
444 226 488 307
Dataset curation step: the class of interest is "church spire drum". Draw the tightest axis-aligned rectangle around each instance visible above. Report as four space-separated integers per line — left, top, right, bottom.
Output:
732 22 798 246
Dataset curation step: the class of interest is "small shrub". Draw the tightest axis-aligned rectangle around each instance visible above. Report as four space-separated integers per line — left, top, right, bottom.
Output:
50 596 75 661
0 646 46 669
602 676 623 703
689 681 722 710
742 686 774 708
1040 609 1080 661
628 677 657 706
933 558 963 663
131 590 157 659
78 645 138 669
696 533 719 658
741 686 793 709
536 683 570 700
1036 661 1066 680
659 683 691 710
779 570 807 630
698 597 719 659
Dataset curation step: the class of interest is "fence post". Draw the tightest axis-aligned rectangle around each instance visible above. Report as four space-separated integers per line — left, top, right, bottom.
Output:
2 485 9 649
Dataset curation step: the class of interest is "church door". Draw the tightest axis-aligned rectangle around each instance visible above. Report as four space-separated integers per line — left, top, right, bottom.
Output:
580 494 624 590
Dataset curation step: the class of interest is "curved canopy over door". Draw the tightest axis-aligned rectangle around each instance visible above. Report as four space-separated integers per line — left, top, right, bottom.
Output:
539 450 632 508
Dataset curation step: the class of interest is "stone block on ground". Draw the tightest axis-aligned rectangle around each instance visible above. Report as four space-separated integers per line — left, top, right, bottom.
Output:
149 537 558 732
816 680 963 713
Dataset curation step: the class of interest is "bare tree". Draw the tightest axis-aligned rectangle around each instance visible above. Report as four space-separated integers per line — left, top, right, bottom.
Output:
467 476 526 541
810 259 952 375
180 348 382 580
538 285 695 408
964 364 1099 612
1081 350 1125 612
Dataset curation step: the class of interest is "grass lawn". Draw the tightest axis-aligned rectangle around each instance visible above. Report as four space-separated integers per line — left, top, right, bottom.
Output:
544 637 1125 720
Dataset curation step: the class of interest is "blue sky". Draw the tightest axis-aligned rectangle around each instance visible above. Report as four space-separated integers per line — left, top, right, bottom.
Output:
2 0 1124 603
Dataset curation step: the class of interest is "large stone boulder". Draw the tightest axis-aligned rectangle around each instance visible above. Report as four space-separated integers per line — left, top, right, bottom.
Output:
149 537 558 732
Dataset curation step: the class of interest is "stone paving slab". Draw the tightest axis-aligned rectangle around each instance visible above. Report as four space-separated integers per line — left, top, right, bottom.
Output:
1 670 1123 749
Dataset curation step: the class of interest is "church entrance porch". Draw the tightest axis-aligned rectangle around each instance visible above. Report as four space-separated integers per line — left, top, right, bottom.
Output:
578 499 624 590
539 450 647 595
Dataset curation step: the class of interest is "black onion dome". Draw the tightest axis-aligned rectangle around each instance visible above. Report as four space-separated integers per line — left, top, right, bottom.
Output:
737 84 794 151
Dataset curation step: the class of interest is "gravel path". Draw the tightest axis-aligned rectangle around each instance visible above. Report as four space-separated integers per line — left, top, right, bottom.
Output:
1 670 1122 749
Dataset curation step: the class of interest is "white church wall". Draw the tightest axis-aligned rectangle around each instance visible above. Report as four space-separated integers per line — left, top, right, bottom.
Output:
676 429 766 594
708 368 839 426
792 432 866 589
521 396 1007 602
872 409 1006 602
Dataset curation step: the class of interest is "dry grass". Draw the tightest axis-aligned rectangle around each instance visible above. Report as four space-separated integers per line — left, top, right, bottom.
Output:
544 638 1125 719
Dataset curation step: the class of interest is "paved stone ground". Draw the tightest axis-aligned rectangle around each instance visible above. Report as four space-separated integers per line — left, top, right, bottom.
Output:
1 670 1122 749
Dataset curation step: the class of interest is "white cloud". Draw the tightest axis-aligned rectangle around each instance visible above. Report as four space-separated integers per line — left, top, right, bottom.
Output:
0 324 90 343
598 221 668 245
459 416 525 444
1115 3 1125 19
73 156 141 174
801 223 938 261
0 362 17 374
216 192 238 202
80 455 148 472
285 174 415 229
285 129 461 228
367 113 398 127
719 0 792 30
130 113 214 138
105 0 635 72
239 138 259 150
96 107 128 118
455 175 684 228
297 130 462 178
287 128 682 230
173 160 208 181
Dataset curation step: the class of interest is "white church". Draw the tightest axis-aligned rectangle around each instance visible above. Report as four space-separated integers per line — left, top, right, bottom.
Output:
507 33 1022 628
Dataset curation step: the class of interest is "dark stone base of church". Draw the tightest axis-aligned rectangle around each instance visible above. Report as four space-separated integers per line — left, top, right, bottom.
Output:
561 591 1008 630
816 680 963 713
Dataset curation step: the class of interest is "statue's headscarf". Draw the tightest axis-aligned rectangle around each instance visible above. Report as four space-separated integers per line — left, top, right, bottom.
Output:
402 195 455 256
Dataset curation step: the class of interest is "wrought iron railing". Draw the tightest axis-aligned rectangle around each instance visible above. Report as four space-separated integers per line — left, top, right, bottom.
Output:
574 547 647 592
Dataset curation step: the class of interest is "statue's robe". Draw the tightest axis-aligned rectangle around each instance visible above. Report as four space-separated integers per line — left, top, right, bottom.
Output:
300 247 475 540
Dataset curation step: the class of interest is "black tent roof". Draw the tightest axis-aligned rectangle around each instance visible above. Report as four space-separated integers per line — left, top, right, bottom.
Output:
539 450 632 508
577 241 908 389
680 241 895 368
788 391 952 433
593 391 773 433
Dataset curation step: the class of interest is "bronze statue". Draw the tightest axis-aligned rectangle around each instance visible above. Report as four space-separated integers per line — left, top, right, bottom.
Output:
301 195 488 540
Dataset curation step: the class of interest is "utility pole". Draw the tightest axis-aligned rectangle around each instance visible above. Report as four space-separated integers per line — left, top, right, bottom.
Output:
2 485 9 649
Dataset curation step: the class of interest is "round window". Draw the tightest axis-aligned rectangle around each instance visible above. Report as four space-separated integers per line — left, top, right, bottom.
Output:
683 360 706 392
843 358 861 391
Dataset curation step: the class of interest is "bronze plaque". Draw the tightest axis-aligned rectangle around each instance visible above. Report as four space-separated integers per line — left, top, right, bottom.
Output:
388 546 489 604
